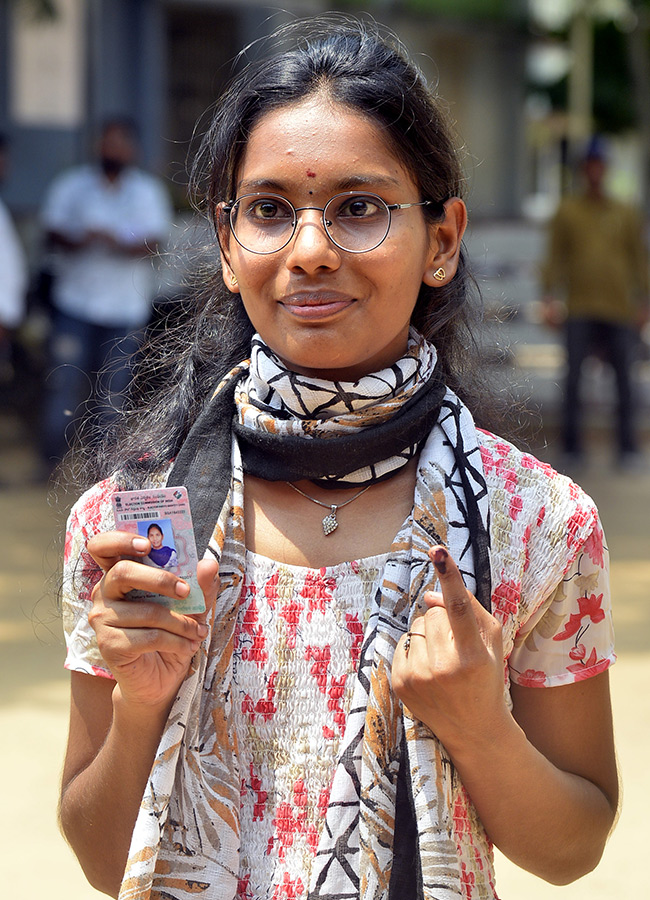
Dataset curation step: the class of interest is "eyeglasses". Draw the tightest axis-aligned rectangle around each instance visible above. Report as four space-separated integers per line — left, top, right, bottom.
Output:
222 191 434 255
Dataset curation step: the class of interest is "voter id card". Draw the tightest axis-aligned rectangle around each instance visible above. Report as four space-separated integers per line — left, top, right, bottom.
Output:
111 486 205 614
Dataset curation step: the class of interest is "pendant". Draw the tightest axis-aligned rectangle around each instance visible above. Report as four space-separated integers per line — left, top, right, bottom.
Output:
322 505 339 536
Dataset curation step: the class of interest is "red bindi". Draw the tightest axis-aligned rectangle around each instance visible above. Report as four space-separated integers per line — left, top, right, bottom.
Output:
306 170 316 177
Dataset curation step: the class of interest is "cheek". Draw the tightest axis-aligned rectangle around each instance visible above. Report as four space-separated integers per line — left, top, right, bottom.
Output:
231 252 277 291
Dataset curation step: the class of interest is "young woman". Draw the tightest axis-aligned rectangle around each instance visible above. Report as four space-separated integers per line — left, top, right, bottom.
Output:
59 17 618 900
144 523 178 570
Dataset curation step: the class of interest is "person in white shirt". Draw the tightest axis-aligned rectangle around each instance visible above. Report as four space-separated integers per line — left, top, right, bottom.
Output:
0 134 27 378
40 117 173 464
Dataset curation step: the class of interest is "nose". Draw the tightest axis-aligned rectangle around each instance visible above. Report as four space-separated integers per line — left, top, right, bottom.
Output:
284 209 341 273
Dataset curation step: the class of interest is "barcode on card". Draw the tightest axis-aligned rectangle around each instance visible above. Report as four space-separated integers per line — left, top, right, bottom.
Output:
117 511 161 521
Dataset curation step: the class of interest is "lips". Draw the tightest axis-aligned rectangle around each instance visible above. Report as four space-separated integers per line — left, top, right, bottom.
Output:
280 291 355 319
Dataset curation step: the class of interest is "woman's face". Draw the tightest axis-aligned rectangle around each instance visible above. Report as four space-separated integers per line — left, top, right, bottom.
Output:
148 526 163 549
220 95 465 380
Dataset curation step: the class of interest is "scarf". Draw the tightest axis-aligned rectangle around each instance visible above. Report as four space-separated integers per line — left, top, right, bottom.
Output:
118 330 494 900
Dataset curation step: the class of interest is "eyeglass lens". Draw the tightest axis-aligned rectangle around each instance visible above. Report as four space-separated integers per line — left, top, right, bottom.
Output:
229 193 392 253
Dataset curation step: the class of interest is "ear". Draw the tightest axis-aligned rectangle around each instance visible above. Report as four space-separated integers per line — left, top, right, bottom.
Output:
216 202 240 294
423 197 467 287
220 252 240 294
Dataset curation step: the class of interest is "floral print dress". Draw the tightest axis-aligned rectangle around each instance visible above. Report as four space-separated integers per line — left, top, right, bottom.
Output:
61 431 615 899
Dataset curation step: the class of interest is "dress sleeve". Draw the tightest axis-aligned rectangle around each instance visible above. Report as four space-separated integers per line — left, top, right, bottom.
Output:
62 477 119 679
508 514 615 688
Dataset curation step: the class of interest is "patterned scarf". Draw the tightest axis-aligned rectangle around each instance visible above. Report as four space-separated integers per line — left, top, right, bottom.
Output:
118 330 494 900
235 331 443 486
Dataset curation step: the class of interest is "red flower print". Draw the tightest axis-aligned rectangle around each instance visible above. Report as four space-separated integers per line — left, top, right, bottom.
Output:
305 645 331 692
272 872 305 899
237 874 254 900
273 779 311 863
553 614 582 641
582 524 605 568
460 862 476 889
516 668 547 687
79 551 102 603
248 763 268 821
578 592 605 623
569 643 586 661
255 671 278 721
240 595 267 666
328 675 347 733
566 504 591 552
318 786 330 817
453 794 471 837
492 578 520 623
346 612 364 667
241 694 255 720
301 570 337 621
521 454 555 477
264 571 280 609
553 593 604 642
509 494 523 521
536 505 546 528
567 647 611 681
279 600 304 649
479 446 518 492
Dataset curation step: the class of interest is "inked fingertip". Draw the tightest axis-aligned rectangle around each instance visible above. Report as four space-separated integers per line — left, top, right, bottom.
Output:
432 546 448 574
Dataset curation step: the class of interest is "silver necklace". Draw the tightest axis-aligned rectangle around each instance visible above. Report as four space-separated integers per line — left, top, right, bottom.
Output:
286 481 372 535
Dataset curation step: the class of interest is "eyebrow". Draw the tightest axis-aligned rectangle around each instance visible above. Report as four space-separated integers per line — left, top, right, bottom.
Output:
235 173 404 195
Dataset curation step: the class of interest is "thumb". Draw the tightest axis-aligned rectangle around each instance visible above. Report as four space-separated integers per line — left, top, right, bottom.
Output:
196 557 220 621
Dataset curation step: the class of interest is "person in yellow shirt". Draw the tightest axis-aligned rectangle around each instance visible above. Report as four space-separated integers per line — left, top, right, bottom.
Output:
541 138 649 467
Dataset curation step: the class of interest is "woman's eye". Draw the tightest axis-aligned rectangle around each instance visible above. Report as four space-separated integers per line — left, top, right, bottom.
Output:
250 199 291 220
338 196 380 218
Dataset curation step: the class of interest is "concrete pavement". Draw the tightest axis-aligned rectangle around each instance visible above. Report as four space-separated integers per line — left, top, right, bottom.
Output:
1 338 649 897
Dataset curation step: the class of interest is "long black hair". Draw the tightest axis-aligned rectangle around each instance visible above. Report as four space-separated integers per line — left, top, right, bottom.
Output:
72 14 499 491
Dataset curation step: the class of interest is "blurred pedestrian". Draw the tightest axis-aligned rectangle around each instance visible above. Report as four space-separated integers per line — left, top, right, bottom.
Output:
541 137 649 468
0 134 28 383
40 117 173 466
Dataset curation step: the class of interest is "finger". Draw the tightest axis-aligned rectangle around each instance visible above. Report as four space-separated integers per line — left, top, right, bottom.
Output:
428 545 481 648
87 530 151 571
100 557 191 604
395 617 427 665
89 586 209 666
194 558 220 625
91 595 208 644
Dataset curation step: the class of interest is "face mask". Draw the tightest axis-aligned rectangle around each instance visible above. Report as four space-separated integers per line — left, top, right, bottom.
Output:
101 156 126 178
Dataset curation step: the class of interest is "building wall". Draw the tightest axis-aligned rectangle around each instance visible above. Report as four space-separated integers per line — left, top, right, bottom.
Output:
0 0 528 229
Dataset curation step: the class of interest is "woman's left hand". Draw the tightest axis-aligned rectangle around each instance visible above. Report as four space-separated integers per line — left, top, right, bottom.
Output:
392 545 509 755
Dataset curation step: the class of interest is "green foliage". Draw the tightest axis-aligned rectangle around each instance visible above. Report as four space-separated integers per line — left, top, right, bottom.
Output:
539 20 638 133
592 21 636 133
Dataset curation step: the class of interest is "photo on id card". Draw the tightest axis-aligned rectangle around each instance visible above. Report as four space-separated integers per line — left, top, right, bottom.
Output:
111 486 205 614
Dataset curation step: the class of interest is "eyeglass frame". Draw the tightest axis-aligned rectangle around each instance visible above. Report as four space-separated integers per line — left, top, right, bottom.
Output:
221 190 438 255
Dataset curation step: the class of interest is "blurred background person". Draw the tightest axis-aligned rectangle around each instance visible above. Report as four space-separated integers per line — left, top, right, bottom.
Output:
39 117 173 470
0 133 27 388
541 137 649 470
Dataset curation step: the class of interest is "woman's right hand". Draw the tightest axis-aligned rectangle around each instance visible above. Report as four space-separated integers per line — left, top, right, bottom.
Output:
87 531 219 711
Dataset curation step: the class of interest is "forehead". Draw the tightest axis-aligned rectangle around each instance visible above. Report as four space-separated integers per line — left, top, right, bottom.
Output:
236 96 415 193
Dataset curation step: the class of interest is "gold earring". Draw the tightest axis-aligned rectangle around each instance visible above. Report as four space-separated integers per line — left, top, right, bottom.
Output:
230 274 238 286
433 267 446 282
